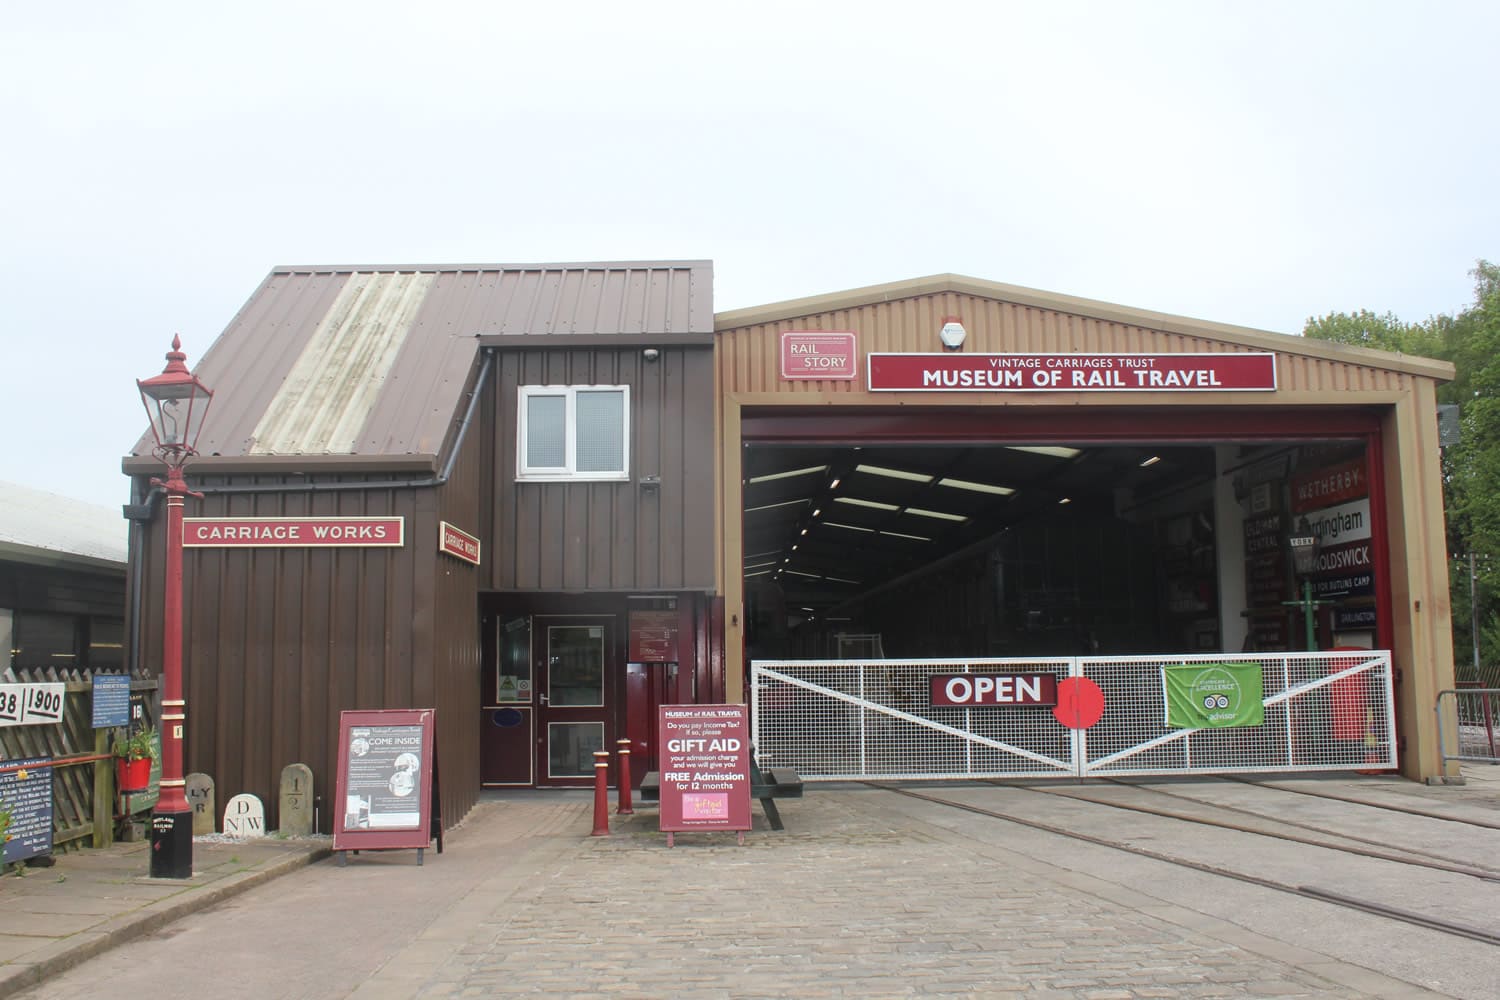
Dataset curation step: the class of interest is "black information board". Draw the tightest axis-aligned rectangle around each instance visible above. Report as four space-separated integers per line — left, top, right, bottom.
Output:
1 756 54 864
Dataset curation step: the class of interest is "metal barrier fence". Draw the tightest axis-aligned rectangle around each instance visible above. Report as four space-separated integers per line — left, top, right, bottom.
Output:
752 651 1397 780
1436 688 1500 766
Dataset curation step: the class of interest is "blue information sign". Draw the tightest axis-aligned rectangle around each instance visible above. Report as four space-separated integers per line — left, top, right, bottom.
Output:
1 756 54 864
92 674 131 729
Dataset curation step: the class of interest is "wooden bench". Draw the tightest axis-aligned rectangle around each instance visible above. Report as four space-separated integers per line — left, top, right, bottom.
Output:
639 760 803 831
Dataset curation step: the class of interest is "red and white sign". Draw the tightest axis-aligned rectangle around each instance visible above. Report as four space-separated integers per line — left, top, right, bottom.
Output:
867 353 1277 392
1291 458 1366 513
780 331 857 380
438 521 481 565
657 704 751 835
929 673 1058 707
184 517 405 548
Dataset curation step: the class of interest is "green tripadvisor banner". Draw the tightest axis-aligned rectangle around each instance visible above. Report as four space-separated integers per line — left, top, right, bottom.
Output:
1162 663 1264 729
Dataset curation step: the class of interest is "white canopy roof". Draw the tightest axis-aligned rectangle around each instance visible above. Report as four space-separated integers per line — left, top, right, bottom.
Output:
0 481 127 570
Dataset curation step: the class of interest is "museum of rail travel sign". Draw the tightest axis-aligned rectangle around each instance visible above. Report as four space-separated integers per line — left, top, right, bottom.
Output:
867 353 1278 392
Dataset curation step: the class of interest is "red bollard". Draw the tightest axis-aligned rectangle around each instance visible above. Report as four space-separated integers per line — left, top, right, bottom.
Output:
616 739 634 815
591 750 611 837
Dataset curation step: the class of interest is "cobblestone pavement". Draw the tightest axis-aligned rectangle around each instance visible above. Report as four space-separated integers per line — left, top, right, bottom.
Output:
18 785 1459 999
348 789 1443 999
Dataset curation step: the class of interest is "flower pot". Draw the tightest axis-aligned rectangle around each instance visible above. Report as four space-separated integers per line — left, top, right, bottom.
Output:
116 757 151 793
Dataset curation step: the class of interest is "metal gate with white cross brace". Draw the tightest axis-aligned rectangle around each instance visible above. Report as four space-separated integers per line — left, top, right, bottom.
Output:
751 651 1396 779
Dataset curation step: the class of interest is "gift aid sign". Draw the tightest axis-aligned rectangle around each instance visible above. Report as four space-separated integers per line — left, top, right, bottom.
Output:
658 705 751 834
929 673 1058 707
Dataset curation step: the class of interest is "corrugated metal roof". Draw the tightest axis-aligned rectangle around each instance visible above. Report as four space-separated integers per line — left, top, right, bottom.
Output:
126 261 713 469
716 273 1456 382
0 481 127 569
249 272 435 455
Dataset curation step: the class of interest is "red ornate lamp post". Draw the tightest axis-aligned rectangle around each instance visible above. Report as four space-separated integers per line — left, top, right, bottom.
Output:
136 335 214 879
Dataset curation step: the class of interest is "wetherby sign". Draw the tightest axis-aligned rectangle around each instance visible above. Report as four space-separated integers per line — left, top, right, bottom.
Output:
780 331 857 380
438 521 481 565
184 517 405 548
867 353 1277 392
929 673 1059 707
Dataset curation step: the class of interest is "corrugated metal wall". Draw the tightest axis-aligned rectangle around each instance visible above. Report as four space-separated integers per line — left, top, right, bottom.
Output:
712 282 1456 778
717 292 1409 396
487 345 715 592
131 467 484 833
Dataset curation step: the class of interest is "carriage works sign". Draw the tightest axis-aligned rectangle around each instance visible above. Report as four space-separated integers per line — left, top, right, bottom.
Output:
867 353 1277 392
184 516 406 547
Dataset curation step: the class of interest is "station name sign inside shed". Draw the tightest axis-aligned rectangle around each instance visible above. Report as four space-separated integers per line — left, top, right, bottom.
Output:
929 673 1058 707
184 517 406 547
867 353 1277 392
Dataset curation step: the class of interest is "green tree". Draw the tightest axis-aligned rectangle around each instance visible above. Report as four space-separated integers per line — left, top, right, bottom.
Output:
1305 262 1500 681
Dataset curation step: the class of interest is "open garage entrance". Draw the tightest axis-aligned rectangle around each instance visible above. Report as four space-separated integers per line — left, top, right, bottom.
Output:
740 409 1388 665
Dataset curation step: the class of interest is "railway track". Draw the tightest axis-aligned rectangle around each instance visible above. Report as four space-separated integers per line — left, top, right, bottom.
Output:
870 781 1500 949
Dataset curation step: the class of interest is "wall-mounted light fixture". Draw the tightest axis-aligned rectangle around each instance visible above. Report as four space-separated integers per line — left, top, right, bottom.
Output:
642 348 660 362
939 315 967 351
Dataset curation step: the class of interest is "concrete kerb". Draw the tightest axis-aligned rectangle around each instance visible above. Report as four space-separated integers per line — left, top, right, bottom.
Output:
0 841 332 996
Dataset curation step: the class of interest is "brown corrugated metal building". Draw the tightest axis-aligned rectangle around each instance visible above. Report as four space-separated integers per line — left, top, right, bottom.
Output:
125 264 1463 831
124 262 718 831
716 274 1457 781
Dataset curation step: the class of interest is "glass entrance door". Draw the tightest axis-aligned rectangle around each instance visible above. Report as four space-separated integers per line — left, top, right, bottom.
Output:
535 616 615 786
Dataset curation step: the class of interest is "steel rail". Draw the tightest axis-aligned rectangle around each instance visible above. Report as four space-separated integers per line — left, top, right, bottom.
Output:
873 782 1500 949
1015 778 1500 882
1227 776 1500 831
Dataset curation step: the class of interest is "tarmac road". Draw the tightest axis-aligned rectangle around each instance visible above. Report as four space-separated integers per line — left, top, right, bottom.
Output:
12 776 1497 999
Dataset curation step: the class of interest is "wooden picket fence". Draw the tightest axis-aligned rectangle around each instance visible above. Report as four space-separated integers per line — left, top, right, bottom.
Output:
1 665 159 853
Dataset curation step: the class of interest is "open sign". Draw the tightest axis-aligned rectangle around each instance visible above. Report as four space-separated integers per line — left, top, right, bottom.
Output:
929 674 1058 707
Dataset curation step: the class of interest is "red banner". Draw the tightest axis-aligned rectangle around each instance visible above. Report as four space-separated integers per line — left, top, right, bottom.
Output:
867 353 1277 392
184 517 405 547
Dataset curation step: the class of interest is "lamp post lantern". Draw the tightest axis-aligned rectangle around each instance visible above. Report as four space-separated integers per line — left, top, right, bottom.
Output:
136 335 214 879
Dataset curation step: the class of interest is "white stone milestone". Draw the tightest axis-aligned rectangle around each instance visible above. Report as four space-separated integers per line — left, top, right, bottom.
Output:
222 793 267 838
186 772 216 836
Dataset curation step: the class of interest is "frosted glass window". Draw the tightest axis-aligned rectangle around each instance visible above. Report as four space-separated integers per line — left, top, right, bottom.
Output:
517 385 630 482
575 391 625 473
525 394 566 468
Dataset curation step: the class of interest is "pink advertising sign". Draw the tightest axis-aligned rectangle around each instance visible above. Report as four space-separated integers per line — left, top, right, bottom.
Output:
780 332 857 380
657 704 751 834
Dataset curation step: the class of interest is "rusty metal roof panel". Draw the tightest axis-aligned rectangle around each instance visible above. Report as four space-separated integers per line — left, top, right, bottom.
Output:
126 262 712 469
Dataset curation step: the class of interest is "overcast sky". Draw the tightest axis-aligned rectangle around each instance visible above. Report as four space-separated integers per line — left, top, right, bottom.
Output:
3 1 1497 511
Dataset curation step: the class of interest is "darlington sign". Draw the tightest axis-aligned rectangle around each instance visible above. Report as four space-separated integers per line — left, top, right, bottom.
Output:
184 517 405 548
929 673 1059 707
867 353 1277 392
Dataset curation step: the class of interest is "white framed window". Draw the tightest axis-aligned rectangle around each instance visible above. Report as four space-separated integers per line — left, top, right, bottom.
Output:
517 385 630 481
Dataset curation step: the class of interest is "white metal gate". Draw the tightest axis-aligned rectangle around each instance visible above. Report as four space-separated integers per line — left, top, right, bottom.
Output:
751 651 1397 779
